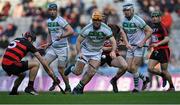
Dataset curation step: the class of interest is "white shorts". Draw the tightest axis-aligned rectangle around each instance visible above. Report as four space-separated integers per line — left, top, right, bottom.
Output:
77 47 102 64
45 46 69 67
126 47 145 58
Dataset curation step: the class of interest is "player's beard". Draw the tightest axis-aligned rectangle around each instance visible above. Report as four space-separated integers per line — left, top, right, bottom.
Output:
125 14 133 20
50 13 57 20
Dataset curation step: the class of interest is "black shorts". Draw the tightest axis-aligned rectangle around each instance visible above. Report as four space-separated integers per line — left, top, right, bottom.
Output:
100 54 112 66
149 48 170 63
2 61 28 76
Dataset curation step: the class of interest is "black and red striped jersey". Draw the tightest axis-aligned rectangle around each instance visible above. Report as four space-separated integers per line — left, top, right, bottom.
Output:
150 22 169 50
2 38 37 65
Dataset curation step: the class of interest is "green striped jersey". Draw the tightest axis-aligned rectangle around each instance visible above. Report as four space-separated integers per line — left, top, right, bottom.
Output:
80 22 112 52
122 15 147 45
47 16 69 48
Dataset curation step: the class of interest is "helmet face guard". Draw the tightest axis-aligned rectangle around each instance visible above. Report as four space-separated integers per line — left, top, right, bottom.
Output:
23 32 36 42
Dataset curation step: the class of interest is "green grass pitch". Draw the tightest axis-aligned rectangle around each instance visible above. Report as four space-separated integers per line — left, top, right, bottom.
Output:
0 91 180 104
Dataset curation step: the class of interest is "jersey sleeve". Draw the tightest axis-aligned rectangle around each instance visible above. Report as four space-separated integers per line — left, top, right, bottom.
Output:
103 24 113 38
135 15 147 29
79 24 91 38
26 41 37 53
58 17 69 28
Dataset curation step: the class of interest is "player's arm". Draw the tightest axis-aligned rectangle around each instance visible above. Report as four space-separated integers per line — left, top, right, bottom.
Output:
135 16 153 47
76 35 85 54
120 28 132 49
154 24 169 46
59 24 74 39
109 36 117 59
151 36 169 48
139 25 153 47
34 52 59 83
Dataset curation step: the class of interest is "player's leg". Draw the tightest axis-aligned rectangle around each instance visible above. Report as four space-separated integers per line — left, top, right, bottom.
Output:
133 47 150 91
64 56 86 76
58 65 71 92
110 56 128 93
2 61 28 95
44 48 59 91
56 47 71 92
160 63 175 91
126 49 140 92
129 57 142 92
10 73 26 95
148 59 160 75
148 72 153 88
25 60 40 95
73 59 100 94
154 65 161 88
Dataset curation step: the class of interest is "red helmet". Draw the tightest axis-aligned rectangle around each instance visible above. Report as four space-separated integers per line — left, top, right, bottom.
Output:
23 32 36 42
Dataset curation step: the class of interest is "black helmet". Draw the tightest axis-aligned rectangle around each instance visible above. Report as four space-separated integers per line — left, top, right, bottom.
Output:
48 3 57 10
23 32 36 42
151 11 161 17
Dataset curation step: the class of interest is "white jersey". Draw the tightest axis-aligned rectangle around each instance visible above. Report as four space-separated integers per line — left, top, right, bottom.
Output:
80 22 112 52
122 15 147 45
47 16 69 48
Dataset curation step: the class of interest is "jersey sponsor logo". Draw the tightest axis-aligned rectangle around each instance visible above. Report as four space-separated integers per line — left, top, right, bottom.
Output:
48 22 60 27
48 22 61 33
123 22 137 34
88 31 105 42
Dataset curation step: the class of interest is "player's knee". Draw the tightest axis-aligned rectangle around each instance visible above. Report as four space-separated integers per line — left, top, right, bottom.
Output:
74 68 83 76
121 63 128 71
44 60 50 66
87 69 96 77
33 60 40 69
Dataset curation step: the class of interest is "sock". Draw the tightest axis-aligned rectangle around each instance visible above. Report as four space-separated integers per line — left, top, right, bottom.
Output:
12 87 18 92
112 77 118 81
71 66 75 73
76 81 85 89
133 72 139 89
65 83 70 88
139 72 146 81
170 84 174 88
28 81 34 88
160 72 164 77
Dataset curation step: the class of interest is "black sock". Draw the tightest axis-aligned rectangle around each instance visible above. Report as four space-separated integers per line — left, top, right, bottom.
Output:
65 83 70 88
112 77 118 81
170 84 174 88
77 81 85 89
12 87 18 92
160 72 164 77
28 81 34 88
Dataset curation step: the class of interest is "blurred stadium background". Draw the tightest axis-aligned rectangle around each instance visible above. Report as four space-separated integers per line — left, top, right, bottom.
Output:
0 0 180 93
